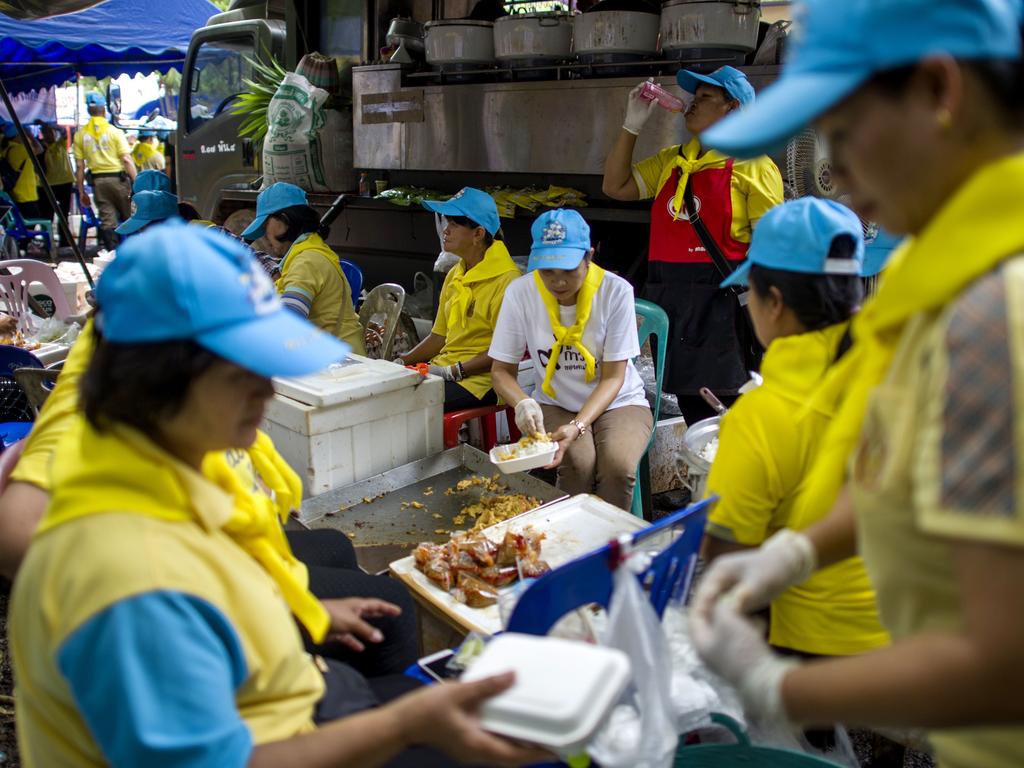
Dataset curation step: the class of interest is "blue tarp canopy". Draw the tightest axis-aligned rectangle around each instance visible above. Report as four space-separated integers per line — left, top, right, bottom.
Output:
0 0 220 94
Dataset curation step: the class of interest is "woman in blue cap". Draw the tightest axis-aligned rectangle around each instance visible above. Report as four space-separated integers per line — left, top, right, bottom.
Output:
691 0 1024 762
398 187 520 411
242 182 365 354
602 66 784 426
490 209 652 511
9 224 546 768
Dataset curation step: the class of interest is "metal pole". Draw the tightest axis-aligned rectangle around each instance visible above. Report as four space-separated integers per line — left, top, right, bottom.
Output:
0 75 94 289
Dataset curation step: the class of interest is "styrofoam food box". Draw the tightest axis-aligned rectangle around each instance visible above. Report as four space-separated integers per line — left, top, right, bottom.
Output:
262 356 444 497
489 441 557 474
461 633 631 753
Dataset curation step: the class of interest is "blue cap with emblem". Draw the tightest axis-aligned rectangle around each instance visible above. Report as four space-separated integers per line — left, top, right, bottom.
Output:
133 169 172 194
115 191 181 236
421 187 501 236
241 182 309 240
721 197 865 288
96 222 349 377
703 0 1023 158
676 65 755 106
527 209 592 272
85 91 106 107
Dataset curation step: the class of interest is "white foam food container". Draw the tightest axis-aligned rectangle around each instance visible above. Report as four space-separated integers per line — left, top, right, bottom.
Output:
489 441 558 474
461 633 631 752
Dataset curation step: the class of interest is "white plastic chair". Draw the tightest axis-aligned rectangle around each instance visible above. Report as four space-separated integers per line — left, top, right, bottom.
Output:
0 259 73 334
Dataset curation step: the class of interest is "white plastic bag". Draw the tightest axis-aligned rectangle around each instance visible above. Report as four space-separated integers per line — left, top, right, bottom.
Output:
262 72 329 191
588 558 677 768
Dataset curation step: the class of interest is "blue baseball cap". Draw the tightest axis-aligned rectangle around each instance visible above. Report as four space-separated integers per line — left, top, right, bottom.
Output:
1 123 16 139
133 169 172 194
139 129 157 138
85 92 106 107
115 191 181 236
96 222 349 378
421 187 500 237
721 198 864 288
862 225 902 277
703 0 1023 158
676 66 755 107
241 182 308 240
527 209 592 271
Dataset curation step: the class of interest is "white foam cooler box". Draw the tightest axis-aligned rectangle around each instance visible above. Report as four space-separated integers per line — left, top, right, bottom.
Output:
263 355 444 497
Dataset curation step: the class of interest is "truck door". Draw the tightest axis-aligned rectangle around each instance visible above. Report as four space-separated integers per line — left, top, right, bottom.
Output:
177 20 284 220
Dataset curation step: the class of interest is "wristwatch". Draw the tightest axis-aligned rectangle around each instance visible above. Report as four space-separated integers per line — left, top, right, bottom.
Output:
568 418 588 438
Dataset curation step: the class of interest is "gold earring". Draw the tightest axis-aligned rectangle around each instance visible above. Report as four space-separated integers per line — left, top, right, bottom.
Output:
937 108 953 130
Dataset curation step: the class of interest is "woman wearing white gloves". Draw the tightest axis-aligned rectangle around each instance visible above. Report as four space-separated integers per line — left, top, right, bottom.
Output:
490 209 652 511
689 1 1024 766
398 188 520 411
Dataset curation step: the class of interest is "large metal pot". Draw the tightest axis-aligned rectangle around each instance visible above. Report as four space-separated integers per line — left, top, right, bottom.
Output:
424 19 496 65
386 17 425 55
661 0 761 53
572 10 660 56
494 12 572 61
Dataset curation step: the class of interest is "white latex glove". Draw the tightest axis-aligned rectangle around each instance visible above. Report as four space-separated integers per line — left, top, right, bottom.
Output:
623 81 658 136
691 529 817 623
691 601 797 724
514 397 545 436
428 363 453 381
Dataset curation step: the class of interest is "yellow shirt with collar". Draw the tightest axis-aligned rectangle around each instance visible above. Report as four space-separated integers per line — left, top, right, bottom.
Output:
10 417 324 766
132 141 165 171
276 232 365 354
632 138 783 244
44 140 74 185
431 244 521 399
706 323 889 655
72 117 130 174
5 140 38 204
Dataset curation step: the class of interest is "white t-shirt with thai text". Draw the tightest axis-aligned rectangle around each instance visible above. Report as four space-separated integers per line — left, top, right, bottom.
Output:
489 271 649 413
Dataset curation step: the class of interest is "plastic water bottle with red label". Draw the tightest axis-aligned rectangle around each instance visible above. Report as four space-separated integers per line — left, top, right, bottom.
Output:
639 79 685 113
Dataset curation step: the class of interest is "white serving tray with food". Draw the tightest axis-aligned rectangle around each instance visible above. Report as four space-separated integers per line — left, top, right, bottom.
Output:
489 433 557 474
389 493 648 636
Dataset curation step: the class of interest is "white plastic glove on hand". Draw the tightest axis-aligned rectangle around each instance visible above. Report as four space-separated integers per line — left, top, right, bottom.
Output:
428 364 453 381
692 529 818 623
691 600 798 724
514 398 545 436
623 81 658 136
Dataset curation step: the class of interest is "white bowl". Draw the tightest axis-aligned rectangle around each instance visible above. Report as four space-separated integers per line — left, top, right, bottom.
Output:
489 442 557 474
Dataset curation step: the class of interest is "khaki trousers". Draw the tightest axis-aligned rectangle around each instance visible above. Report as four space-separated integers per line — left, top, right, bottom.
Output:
92 175 131 231
540 404 653 512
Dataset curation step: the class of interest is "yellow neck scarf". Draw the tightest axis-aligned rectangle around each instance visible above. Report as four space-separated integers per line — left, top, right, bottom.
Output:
42 418 330 643
445 240 519 330
670 137 729 222
533 263 606 399
85 116 110 142
801 150 1024 513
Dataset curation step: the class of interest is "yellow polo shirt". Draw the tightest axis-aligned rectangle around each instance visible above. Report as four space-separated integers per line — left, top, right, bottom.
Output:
132 141 165 171
276 232 365 355
11 418 323 766
632 138 782 244
5 140 38 204
72 117 130 175
43 141 74 186
431 242 521 399
706 323 889 655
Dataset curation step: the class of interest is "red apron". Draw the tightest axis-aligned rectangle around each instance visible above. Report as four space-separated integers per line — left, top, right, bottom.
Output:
644 160 756 396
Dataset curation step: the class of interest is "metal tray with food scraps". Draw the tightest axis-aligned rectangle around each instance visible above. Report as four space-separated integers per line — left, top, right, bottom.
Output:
298 445 565 574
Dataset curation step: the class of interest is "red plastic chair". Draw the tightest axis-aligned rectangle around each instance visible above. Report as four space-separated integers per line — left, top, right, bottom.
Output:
442 404 520 451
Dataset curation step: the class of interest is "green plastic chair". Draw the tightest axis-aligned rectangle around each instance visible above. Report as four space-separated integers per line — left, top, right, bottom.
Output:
676 713 846 767
631 298 669 519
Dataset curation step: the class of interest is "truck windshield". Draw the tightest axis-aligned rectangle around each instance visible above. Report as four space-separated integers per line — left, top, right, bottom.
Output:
187 37 254 133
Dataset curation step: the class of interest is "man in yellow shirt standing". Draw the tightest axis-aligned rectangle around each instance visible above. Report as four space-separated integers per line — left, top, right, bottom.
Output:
132 129 165 172
73 92 136 251
37 122 74 241
602 67 783 426
2 122 43 219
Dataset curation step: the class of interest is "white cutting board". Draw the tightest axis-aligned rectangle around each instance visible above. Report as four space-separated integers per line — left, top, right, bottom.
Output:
390 494 648 636
271 355 426 407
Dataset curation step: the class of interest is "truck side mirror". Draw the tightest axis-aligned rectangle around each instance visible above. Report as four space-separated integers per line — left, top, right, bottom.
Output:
107 82 122 125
